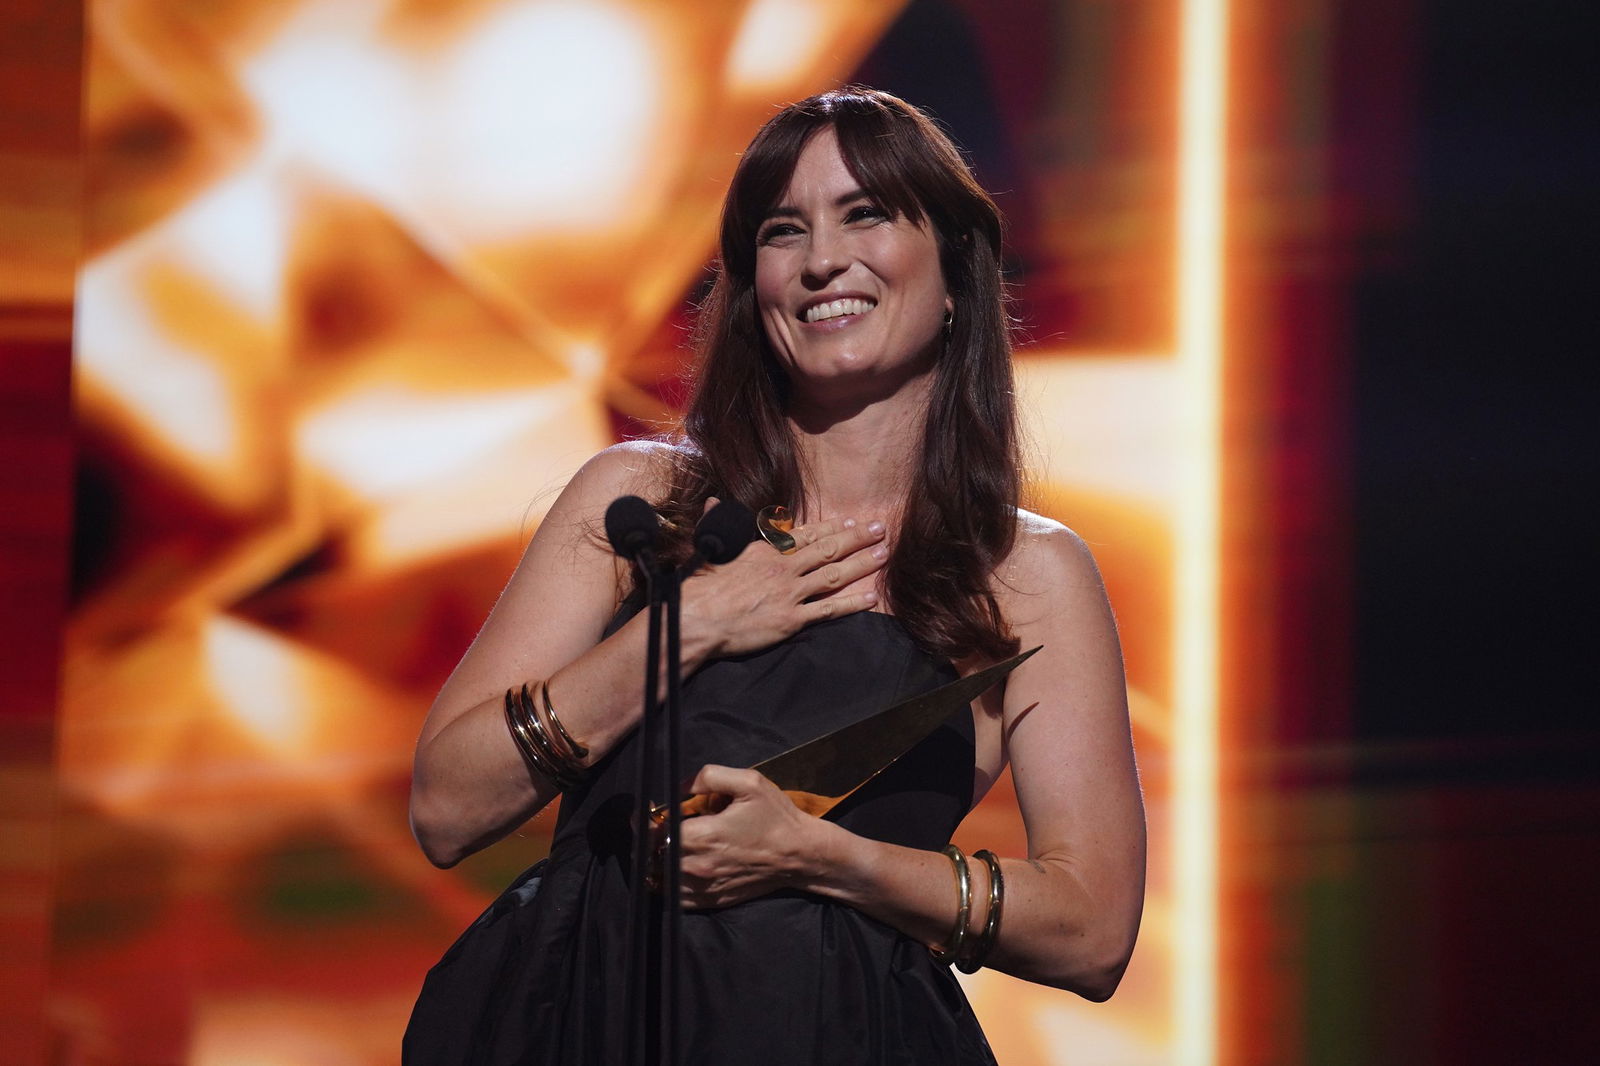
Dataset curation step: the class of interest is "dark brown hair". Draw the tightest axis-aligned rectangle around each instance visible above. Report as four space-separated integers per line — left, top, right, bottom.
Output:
656 86 1019 662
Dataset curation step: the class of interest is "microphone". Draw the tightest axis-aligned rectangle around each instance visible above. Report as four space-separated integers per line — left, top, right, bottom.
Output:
605 495 660 562
694 499 756 564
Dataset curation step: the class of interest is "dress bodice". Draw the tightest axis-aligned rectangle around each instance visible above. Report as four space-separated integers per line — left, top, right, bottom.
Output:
553 610 972 862
404 612 996 1066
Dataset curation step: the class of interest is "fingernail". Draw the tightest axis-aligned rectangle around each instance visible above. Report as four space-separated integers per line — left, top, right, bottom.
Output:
863 590 879 604
843 517 857 528
868 521 885 535
872 545 888 560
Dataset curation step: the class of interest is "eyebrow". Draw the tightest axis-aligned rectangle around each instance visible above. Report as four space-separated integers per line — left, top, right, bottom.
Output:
761 188 873 222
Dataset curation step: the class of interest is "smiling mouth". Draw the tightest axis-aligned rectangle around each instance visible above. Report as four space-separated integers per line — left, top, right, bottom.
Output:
801 297 877 324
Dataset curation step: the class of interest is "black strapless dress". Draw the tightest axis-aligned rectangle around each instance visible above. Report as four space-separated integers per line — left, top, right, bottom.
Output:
404 612 997 1065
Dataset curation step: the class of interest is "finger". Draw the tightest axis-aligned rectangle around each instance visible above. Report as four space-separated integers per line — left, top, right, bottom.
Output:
677 812 708 850
800 540 889 599
677 792 723 819
790 518 886 571
804 588 880 624
689 763 767 797
786 515 861 553
680 886 716 912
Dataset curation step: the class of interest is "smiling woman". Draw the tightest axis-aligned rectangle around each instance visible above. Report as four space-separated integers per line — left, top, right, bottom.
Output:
404 87 1144 1066
752 128 951 401
667 90 1020 663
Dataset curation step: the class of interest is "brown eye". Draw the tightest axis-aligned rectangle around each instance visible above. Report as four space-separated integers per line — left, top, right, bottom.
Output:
846 204 890 223
758 223 802 245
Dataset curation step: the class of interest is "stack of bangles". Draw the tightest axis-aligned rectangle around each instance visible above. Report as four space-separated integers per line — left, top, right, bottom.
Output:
503 681 590 791
929 845 1006 973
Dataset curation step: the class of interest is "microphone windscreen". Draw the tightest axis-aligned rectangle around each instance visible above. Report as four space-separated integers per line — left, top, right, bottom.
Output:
695 499 756 564
604 495 659 559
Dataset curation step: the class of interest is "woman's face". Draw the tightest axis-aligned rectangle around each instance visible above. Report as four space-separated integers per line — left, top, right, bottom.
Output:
753 128 951 405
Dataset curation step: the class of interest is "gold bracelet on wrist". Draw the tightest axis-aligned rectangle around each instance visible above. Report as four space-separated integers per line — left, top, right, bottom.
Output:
957 849 1005 973
540 680 589 761
505 685 570 789
504 683 583 790
504 687 558 784
930 844 972 966
519 683 583 788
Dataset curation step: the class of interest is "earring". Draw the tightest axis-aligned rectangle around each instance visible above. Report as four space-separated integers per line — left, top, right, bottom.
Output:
942 307 954 334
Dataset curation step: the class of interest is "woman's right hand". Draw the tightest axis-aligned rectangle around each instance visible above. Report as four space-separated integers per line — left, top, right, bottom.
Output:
680 512 890 662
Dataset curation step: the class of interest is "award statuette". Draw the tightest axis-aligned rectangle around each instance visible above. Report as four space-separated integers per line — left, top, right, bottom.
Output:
667 645 1042 821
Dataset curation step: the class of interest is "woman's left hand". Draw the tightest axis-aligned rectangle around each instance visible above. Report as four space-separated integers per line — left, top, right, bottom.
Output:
675 764 826 909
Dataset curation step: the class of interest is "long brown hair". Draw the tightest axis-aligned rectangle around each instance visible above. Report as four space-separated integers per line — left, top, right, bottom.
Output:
656 87 1019 662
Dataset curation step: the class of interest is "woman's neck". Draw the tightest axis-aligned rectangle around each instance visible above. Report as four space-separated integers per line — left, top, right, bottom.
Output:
787 374 930 523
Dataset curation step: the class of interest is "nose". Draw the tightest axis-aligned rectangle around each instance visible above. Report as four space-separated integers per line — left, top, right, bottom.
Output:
801 228 849 289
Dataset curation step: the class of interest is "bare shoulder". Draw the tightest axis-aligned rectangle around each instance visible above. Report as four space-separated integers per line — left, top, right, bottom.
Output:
560 438 679 508
993 510 1127 748
509 438 681 598
448 441 680 674
535 439 682 545
998 508 1108 602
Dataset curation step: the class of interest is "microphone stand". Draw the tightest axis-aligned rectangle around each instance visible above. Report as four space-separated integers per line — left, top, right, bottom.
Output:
662 566 685 1066
626 553 684 1066
626 553 663 1066
613 497 752 1066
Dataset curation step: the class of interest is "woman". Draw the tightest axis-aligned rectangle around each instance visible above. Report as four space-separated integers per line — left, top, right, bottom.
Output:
405 87 1144 1064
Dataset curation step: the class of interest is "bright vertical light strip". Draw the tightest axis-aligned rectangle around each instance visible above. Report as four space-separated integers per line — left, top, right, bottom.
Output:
1174 1 1227 1064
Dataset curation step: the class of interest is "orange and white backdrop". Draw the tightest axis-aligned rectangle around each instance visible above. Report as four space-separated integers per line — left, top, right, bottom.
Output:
16 0 1270 1062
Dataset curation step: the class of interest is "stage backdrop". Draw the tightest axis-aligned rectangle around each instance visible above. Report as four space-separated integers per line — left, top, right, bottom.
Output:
53 1 1246 1062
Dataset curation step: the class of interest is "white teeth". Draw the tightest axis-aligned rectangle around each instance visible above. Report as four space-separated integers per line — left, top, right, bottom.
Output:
803 297 875 323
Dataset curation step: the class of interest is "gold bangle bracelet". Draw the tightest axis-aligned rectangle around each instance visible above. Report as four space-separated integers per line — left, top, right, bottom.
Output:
505 685 580 790
540 680 589 761
504 688 553 780
930 844 971 965
518 683 583 789
957 849 1005 973
505 687 568 788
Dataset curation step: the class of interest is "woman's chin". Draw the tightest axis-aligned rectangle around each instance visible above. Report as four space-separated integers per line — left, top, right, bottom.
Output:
789 344 936 386
787 360 934 418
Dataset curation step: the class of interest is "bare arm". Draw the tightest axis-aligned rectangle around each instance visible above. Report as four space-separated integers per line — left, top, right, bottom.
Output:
409 442 889 867
409 442 665 867
677 517 1145 999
